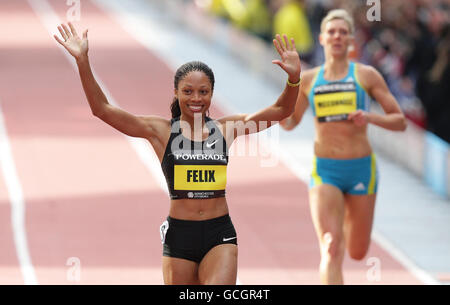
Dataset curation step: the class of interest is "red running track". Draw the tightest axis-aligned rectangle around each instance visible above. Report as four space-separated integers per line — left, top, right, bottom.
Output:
0 0 421 284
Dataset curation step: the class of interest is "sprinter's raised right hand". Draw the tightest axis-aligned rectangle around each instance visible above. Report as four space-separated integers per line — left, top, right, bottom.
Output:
54 22 88 61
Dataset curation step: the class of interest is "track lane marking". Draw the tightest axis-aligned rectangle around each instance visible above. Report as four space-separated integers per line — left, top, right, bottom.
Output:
0 101 38 285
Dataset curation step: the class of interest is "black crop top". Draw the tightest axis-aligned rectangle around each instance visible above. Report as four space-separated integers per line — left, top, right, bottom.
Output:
161 117 228 200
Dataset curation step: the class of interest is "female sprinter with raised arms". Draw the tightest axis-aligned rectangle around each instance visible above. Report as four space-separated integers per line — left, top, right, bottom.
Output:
54 22 301 284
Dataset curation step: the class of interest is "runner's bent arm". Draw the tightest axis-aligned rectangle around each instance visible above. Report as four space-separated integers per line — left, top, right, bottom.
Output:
350 64 407 131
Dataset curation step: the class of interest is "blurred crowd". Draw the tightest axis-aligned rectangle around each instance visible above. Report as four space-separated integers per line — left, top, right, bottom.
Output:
193 0 450 143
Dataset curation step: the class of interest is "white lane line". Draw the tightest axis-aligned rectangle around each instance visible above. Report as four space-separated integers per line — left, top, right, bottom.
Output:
371 231 440 285
0 101 38 285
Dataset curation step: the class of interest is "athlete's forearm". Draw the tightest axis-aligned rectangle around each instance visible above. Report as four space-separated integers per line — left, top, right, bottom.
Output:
367 112 407 131
273 83 299 120
76 55 109 116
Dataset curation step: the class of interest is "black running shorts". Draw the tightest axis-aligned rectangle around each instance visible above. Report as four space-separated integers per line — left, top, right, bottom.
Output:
160 214 237 263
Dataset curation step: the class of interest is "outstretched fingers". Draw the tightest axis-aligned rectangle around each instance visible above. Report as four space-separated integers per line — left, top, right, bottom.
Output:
272 35 288 69
283 34 291 50
68 22 78 37
273 34 297 54
57 25 68 41
272 34 301 76
61 23 72 39
55 23 85 44
290 38 296 52
53 34 65 46
273 34 284 56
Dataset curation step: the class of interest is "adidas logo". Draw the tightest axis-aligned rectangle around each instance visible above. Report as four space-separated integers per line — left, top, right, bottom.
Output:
353 182 366 191
346 76 354 82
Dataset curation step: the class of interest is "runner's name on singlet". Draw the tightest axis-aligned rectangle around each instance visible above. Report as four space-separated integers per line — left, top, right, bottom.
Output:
313 82 357 122
161 117 228 200
174 163 227 191
308 61 370 123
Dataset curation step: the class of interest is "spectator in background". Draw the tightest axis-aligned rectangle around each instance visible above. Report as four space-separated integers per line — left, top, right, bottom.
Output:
416 24 450 142
403 1 449 134
238 0 273 42
273 0 314 61
209 0 228 19
208 0 272 42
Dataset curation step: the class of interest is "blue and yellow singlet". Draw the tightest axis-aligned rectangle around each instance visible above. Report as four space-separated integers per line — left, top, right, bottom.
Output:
308 61 370 123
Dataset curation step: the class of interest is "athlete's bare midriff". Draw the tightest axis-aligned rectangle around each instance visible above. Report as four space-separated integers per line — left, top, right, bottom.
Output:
169 197 229 220
313 118 372 159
